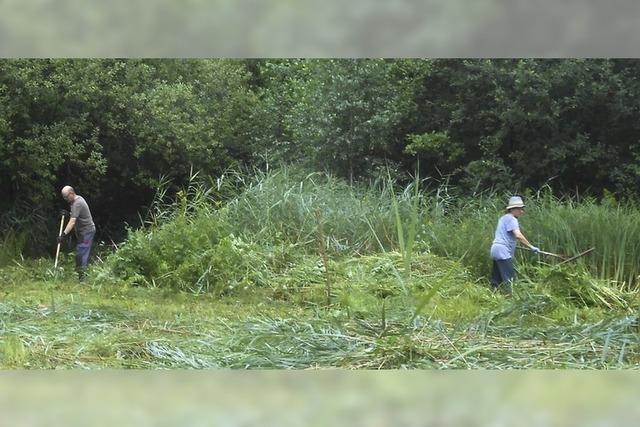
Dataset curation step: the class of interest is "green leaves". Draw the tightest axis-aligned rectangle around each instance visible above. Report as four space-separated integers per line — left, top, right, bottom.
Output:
405 131 464 168
4 58 640 258
0 59 260 253
263 59 408 180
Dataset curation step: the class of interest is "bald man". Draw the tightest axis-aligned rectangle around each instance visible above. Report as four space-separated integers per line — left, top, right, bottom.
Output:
59 186 96 280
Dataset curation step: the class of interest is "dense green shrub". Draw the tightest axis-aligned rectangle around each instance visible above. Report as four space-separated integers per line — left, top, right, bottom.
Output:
106 203 270 293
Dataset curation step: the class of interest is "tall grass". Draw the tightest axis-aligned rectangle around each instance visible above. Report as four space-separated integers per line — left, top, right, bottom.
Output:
106 167 640 292
529 193 640 287
231 170 640 288
102 172 270 293
389 171 421 281
426 193 499 278
427 190 640 287
0 231 27 267
224 168 431 257
0 202 49 266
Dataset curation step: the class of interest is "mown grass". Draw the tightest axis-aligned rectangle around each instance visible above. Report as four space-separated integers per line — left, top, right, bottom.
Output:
1 249 639 369
0 257 307 368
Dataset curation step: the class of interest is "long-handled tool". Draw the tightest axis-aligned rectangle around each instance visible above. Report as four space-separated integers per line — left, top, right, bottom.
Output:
54 214 65 269
517 246 595 264
558 247 595 265
517 246 568 260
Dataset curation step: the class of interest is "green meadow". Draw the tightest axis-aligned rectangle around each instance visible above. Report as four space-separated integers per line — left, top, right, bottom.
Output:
2 170 639 369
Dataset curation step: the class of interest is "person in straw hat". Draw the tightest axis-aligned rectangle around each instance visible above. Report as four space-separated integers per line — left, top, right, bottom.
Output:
489 195 539 294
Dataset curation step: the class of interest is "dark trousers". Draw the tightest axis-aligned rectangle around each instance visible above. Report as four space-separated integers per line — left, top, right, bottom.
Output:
491 258 516 294
76 231 95 278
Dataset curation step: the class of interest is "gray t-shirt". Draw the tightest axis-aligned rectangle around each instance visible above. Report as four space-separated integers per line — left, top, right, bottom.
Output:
70 195 96 235
490 213 519 260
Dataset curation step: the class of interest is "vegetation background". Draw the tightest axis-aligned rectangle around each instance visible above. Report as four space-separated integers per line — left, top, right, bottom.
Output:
2 59 640 370
3 59 640 255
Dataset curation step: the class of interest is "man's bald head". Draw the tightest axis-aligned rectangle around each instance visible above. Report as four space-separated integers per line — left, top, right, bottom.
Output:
61 186 76 202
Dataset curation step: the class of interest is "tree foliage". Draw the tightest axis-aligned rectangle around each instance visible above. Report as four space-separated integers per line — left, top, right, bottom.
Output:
2 58 640 253
0 59 256 248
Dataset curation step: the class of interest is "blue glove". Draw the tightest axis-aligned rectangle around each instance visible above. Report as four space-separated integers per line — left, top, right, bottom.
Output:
530 246 540 254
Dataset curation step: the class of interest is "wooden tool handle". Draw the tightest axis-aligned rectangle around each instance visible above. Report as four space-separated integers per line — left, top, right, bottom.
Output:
54 214 65 269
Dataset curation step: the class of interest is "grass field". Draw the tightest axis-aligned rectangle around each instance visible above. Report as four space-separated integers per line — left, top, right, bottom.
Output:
2 169 640 369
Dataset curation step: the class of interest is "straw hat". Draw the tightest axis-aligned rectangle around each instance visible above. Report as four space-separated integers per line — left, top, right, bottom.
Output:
506 196 525 210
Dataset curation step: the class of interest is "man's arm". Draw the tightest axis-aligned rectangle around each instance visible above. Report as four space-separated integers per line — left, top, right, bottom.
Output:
513 228 536 249
63 217 76 236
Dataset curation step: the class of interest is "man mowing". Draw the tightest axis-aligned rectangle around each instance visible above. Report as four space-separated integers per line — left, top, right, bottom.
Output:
58 186 96 281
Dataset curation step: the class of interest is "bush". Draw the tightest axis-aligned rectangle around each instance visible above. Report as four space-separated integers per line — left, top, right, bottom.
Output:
106 205 268 293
